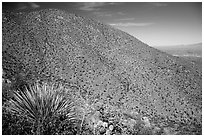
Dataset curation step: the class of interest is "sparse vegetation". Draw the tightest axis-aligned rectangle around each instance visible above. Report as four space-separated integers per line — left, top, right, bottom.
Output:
2 80 202 135
3 82 79 135
2 9 202 135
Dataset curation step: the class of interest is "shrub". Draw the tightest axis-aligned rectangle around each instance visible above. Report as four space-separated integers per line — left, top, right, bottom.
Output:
4 82 78 135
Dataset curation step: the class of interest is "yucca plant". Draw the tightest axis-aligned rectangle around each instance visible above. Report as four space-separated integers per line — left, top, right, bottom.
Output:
6 82 77 135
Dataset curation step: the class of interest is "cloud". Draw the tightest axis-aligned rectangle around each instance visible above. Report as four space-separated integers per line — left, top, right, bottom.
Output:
93 11 112 17
117 18 135 21
117 12 125 15
77 2 124 18
78 2 106 11
29 3 40 9
109 22 154 27
16 2 40 10
78 2 121 11
149 2 168 7
108 2 119 5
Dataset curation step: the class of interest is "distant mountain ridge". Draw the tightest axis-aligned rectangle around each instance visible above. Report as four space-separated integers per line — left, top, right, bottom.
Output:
154 43 202 57
2 9 202 132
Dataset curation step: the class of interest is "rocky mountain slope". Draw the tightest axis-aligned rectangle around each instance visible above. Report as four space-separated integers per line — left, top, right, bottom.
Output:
2 9 202 133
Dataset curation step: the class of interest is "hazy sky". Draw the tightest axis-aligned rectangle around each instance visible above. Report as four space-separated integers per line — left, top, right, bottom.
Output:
3 2 202 47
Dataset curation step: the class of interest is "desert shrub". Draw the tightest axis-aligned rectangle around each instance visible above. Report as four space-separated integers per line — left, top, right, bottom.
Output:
80 121 94 135
3 82 79 135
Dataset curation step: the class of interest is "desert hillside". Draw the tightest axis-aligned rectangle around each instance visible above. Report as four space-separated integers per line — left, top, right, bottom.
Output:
2 9 202 135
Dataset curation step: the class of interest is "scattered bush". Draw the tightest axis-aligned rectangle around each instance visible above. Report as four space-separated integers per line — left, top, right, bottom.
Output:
2 81 201 135
3 82 78 135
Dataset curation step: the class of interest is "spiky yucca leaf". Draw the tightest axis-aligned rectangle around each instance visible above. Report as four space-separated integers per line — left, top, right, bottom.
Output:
7 82 76 127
